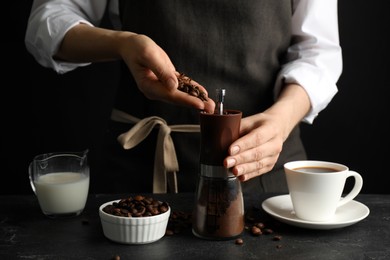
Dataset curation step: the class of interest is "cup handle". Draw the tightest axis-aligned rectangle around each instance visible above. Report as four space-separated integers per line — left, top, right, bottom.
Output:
338 170 363 207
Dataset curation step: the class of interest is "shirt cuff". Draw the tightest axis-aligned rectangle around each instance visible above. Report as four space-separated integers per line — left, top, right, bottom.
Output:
26 17 93 74
274 64 338 124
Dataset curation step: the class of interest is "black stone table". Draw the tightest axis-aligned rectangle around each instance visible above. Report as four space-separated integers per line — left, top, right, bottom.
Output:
1 192 389 259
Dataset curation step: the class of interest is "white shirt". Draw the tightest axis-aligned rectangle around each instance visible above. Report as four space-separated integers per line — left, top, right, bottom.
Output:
25 0 342 123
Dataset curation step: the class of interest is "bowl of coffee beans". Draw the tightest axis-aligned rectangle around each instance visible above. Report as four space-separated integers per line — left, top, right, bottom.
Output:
99 195 171 244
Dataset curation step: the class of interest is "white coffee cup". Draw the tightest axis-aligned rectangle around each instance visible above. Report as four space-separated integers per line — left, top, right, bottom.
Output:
29 150 90 218
284 160 363 222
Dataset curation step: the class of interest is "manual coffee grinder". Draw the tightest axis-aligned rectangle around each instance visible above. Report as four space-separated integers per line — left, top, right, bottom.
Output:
192 88 245 240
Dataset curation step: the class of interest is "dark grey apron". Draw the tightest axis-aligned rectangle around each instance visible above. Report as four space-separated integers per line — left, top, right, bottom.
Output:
106 0 307 194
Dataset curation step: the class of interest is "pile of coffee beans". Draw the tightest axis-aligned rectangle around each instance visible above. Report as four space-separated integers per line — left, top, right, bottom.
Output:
102 195 169 217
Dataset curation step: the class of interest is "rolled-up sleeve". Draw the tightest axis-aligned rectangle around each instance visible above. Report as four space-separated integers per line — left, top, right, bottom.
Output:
274 0 343 124
25 0 107 74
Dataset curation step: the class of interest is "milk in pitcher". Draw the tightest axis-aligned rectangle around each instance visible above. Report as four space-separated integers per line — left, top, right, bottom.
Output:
34 172 89 215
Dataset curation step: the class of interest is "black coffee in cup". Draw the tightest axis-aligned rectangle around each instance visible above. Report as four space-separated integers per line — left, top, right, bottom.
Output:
293 166 338 173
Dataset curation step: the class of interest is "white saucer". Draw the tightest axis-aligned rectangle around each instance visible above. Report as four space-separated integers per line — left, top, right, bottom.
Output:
261 194 370 230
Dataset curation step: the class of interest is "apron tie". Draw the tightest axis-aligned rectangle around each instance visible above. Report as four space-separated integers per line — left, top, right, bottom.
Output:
111 108 200 193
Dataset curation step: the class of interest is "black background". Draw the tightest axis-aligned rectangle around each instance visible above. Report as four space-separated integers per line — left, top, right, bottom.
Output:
2 1 389 194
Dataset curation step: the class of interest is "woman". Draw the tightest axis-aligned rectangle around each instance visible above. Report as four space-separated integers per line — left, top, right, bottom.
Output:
25 0 342 194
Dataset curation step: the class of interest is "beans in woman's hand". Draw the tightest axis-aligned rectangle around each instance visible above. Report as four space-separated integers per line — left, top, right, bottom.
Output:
177 73 208 101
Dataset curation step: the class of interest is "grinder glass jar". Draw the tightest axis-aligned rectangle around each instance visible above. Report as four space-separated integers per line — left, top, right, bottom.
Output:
192 110 244 240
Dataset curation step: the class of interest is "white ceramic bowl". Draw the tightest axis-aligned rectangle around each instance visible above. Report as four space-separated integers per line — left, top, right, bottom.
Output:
99 199 171 244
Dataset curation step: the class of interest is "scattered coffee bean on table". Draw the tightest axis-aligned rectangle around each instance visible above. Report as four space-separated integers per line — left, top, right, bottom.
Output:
245 206 283 244
273 235 282 241
251 226 262 236
263 228 274 235
235 238 244 245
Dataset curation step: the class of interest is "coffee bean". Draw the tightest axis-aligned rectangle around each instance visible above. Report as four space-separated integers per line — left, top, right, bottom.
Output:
273 235 282 241
255 222 265 229
134 195 144 201
251 226 262 236
165 229 174 236
235 238 244 245
159 204 169 213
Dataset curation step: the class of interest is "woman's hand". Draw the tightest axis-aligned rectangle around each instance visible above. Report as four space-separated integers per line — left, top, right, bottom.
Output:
223 83 311 181
119 33 215 113
224 112 285 181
